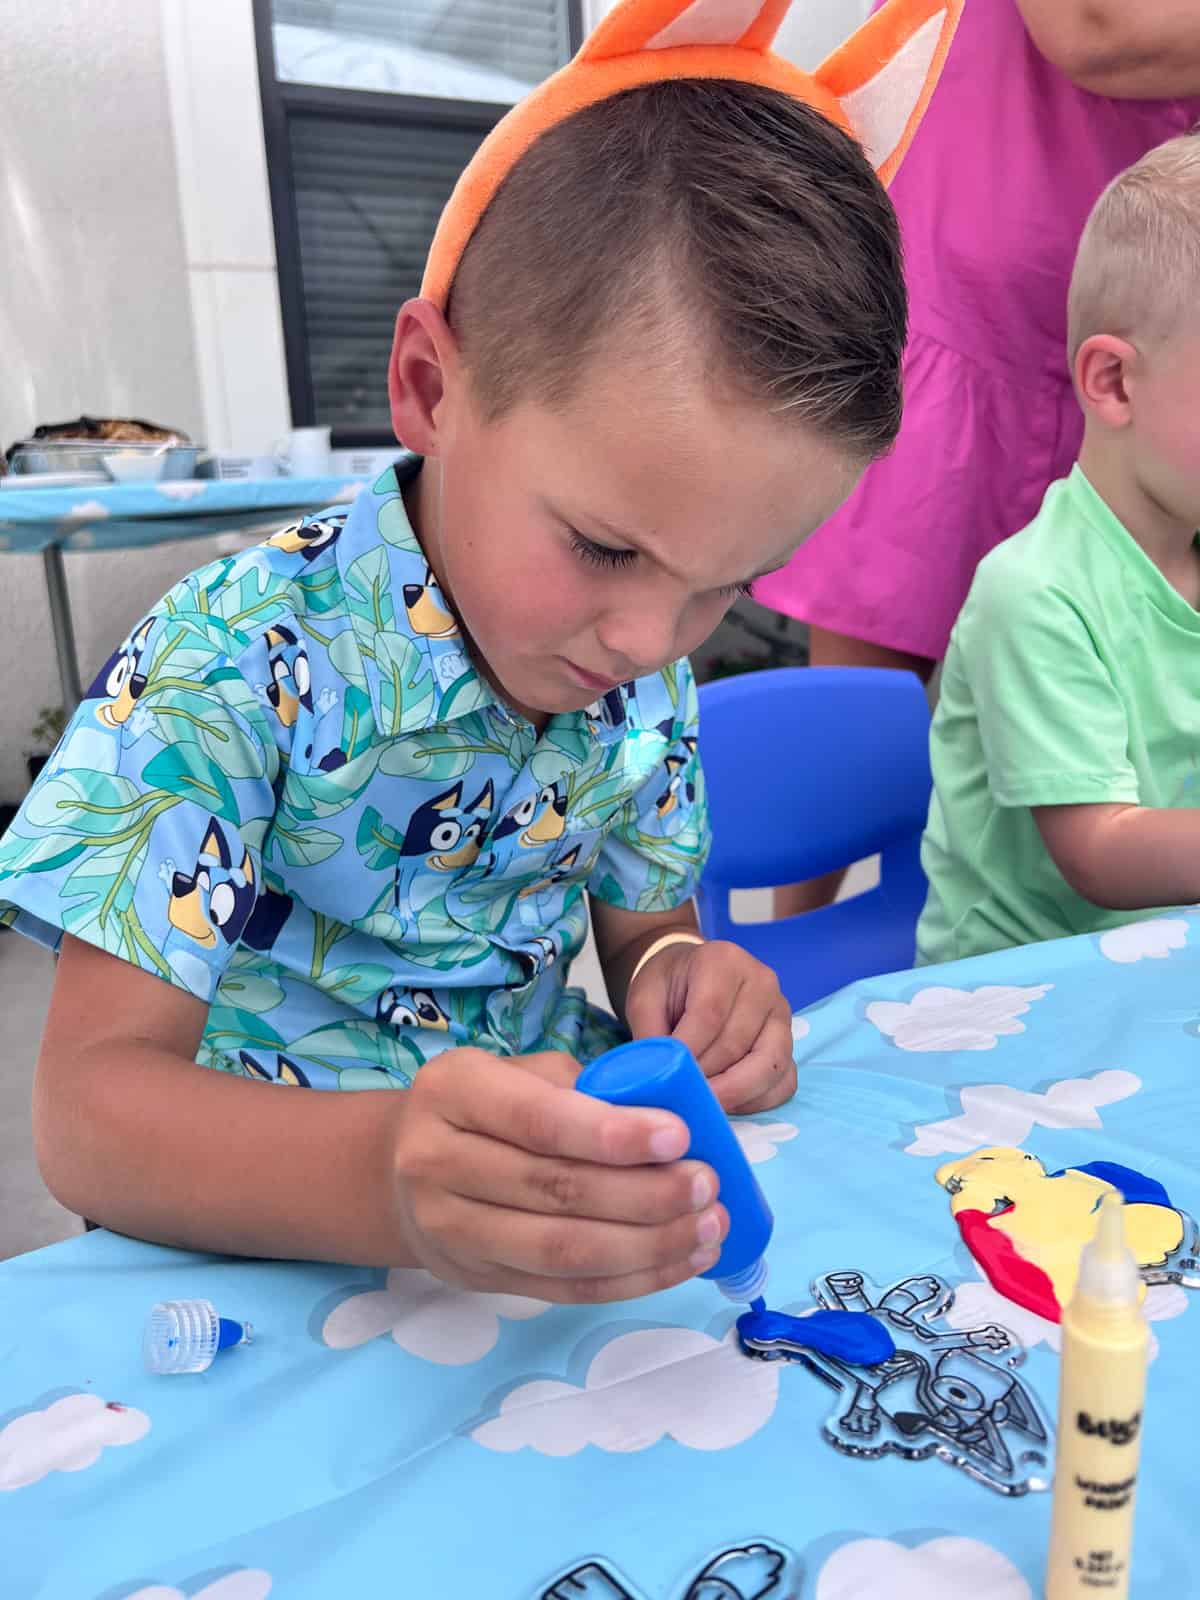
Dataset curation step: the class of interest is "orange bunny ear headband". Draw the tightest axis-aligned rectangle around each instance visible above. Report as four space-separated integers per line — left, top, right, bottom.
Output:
422 0 963 307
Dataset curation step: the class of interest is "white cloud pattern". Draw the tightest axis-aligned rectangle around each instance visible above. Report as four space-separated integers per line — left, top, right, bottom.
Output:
1099 918 1188 964
0 1394 149 1490
322 1267 549 1365
791 1015 810 1045
733 1119 798 1165
124 1573 272 1600
867 984 1052 1052
816 1536 1032 1599
905 1069 1142 1156
472 1327 779 1455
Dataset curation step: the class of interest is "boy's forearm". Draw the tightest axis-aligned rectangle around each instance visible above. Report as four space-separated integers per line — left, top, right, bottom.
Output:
1035 802 1200 911
34 1041 416 1266
593 904 701 1023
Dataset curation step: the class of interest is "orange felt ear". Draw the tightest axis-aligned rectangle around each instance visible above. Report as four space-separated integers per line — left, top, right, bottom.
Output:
813 0 960 186
419 0 963 306
583 0 792 58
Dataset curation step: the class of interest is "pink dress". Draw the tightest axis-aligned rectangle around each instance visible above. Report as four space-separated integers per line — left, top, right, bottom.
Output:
755 0 1199 661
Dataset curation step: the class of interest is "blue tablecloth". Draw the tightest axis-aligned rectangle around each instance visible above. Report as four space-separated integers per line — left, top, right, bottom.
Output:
6 914 1200 1599
0 477 367 554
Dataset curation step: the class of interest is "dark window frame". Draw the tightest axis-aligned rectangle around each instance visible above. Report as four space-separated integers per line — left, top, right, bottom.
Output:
253 0 584 445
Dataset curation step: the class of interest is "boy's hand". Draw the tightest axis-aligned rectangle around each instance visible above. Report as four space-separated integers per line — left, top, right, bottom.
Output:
625 939 796 1114
391 1049 728 1302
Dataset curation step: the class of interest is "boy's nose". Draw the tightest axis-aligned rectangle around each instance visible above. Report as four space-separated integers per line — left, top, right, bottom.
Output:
595 607 682 679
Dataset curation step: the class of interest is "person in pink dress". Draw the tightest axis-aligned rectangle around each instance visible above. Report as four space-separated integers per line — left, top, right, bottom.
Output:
756 0 1200 915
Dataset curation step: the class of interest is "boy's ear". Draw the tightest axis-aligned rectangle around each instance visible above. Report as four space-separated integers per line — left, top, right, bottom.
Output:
387 298 459 455
1075 334 1136 428
813 0 959 185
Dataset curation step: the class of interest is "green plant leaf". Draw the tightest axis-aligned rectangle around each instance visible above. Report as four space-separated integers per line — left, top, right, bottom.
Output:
142 741 240 824
592 871 627 907
378 729 483 782
328 627 369 692
60 837 150 952
204 1005 285 1054
376 493 420 550
215 971 286 1014
438 673 489 721
355 804 404 871
269 821 343 867
319 961 397 1007
345 546 395 632
23 771 148 835
375 631 434 736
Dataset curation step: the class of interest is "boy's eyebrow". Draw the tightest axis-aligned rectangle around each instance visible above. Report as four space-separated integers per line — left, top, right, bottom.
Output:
571 509 791 589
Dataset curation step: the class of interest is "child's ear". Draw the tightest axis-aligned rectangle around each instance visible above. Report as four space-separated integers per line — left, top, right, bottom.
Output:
812 0 960 186
387 298 460 455
1075 334 1137 428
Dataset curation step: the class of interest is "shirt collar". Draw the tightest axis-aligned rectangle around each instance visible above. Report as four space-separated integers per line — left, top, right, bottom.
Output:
335 455 496 734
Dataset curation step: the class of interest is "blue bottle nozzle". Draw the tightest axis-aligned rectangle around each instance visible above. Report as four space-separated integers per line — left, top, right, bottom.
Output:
577 1037 773 1302
143 1299 253 1375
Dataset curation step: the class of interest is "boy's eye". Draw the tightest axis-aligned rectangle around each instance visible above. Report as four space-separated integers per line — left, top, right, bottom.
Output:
569 531 636 571
718 581 754 601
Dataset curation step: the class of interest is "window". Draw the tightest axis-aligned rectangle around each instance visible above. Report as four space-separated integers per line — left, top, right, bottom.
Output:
255 0 582 442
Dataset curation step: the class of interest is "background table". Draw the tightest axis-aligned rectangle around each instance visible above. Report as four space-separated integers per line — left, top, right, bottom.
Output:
5 912 1200 1599
0 477 368 714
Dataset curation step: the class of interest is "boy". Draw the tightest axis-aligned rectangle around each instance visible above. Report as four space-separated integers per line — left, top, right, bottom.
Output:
919 133 1200 966
1 0 954 1298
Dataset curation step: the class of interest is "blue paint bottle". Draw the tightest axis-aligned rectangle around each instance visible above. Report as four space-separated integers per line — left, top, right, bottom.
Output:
577 1036 772 1302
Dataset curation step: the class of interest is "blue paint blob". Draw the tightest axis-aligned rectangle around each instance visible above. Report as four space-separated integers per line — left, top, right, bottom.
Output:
736 1306 896 1367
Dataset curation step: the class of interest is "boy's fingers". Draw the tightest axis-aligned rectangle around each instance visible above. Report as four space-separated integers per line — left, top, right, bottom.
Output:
450 1251 720 1306
444 1130 718 1223
670 974 740 1065
706 1013 798 1114
623 969 671 1039
436 1192 728 1283
508 1051 585 1091
674 960 783 1079
445 1056 689 1166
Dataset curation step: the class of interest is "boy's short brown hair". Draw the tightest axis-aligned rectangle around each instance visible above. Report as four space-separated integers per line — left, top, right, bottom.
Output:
446 79 906 460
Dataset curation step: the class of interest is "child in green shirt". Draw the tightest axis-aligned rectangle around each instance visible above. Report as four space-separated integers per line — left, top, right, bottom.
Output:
920 133 1200 965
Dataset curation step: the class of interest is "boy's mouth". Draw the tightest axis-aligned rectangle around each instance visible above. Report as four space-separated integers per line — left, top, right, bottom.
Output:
563 658 622 694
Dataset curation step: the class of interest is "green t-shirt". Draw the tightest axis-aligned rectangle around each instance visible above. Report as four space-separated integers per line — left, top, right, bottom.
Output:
918 465 1200 965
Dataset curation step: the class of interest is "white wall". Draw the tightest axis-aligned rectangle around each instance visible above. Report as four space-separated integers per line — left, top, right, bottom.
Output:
581 0 873 65
0 0 289 803
160 0 291 457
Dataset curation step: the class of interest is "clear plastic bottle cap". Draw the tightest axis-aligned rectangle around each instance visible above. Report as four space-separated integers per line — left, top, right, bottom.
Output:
144 1298 252 1375
715 1256 769 1304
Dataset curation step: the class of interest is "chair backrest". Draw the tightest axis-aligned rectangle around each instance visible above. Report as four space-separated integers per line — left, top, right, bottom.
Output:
697 665 932 891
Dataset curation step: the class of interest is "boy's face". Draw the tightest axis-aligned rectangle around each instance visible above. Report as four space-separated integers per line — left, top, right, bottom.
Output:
405 328 862 718
1129 329 1200 530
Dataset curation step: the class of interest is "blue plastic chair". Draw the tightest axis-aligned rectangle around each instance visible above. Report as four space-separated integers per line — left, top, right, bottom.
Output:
695 667 932 1011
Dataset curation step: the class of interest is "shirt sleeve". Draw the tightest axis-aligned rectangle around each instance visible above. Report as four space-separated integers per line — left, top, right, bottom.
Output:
588 663 711 913
959 564 1139 809
0 610 278 1003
